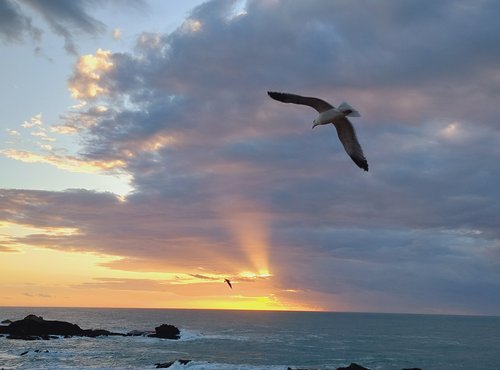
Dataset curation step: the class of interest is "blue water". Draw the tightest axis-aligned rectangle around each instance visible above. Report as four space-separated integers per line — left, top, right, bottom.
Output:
0 307 499 369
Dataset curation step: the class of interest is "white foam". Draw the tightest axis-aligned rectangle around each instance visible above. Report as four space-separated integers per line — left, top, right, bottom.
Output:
179 329 249 342
0 352 18 360
179 328 204 341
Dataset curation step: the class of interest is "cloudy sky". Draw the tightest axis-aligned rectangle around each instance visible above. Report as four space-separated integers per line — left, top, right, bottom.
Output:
1 0 499 314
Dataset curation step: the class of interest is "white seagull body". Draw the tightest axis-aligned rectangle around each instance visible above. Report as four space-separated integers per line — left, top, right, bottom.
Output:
267 91 368 171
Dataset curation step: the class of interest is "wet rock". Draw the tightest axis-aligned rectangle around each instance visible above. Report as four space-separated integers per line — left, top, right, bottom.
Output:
81 329 125 337
20 350 29 356
7 334 40 340
155 361 174 368
337 364 370 370
1 314 123 340
7 315 83 337
126 329 154 336
1 319 12 324
155 359 191 368
149 324 180 340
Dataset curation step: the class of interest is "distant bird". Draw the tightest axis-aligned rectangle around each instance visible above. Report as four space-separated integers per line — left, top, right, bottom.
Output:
267 91 368 171
224 279 232 289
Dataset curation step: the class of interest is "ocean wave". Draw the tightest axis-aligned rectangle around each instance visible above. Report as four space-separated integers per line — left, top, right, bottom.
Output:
179 328 250 342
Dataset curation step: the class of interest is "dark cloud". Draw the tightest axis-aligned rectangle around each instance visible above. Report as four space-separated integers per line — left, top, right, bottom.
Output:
3 0 500 314
21 0 118 54
0 0 42 42
1 0 145 54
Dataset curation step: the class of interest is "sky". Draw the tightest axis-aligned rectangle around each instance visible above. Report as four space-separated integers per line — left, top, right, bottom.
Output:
1 0 500 315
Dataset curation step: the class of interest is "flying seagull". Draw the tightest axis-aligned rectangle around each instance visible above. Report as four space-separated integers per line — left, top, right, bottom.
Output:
224 279 232 289
267 91 368 171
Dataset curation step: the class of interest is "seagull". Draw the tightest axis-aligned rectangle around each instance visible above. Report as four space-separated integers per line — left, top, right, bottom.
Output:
224 279 232 289
267 91 368 171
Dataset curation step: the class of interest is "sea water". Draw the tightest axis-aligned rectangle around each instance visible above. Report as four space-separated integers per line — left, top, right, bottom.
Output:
0 307 499 369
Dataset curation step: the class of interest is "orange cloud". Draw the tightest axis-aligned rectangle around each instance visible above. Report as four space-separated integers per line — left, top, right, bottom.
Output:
1 149 125 173
69 48 114 100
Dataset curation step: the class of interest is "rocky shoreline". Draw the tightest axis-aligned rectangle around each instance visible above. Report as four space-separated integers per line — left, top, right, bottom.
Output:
1 315 422 370
0 314 180 340
154 361 422 369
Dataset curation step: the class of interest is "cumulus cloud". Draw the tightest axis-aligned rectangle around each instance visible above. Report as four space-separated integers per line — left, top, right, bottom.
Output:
2 0 500 313
69 48 115 99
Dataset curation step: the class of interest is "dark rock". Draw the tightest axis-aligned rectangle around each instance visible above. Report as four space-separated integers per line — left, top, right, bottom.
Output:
127 330 144 336
7 335 40 340
337 364 370 370
81 329 125 337
149 324 180 340
155 359 191 368
402 368 422 370
126 329 154 336
7 315 83 337
1 319 12 324
155 361 174 368
1 314 124 340
20 351 29 356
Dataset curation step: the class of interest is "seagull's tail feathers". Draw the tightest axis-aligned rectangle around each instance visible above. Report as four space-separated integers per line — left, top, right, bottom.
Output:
337 102 360 117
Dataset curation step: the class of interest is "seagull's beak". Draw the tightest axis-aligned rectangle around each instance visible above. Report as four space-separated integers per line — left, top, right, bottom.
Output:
312 122 319 129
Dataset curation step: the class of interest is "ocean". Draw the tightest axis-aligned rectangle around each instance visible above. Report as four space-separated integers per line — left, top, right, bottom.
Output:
0 307 499 370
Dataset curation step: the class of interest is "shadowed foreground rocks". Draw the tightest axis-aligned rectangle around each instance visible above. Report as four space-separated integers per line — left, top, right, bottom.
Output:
287 364 370 370
287 364 422 370
0 314 124 340
0 314 180 341
155 359 191 368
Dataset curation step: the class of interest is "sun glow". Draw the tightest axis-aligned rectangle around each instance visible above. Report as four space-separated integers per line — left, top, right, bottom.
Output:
219 196 271 276
0 216 319 311
237 270 272 280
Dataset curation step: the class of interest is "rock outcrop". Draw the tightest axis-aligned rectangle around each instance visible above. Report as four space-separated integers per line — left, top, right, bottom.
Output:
149 323 181 339
287 363 370 370
337 364 370 370
287 364 421 370
0 315 124 340
0 314 182 341
155 359 191 368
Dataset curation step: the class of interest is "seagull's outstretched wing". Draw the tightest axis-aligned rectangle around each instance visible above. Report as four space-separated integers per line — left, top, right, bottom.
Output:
334 116 369 171
268 91 333 113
